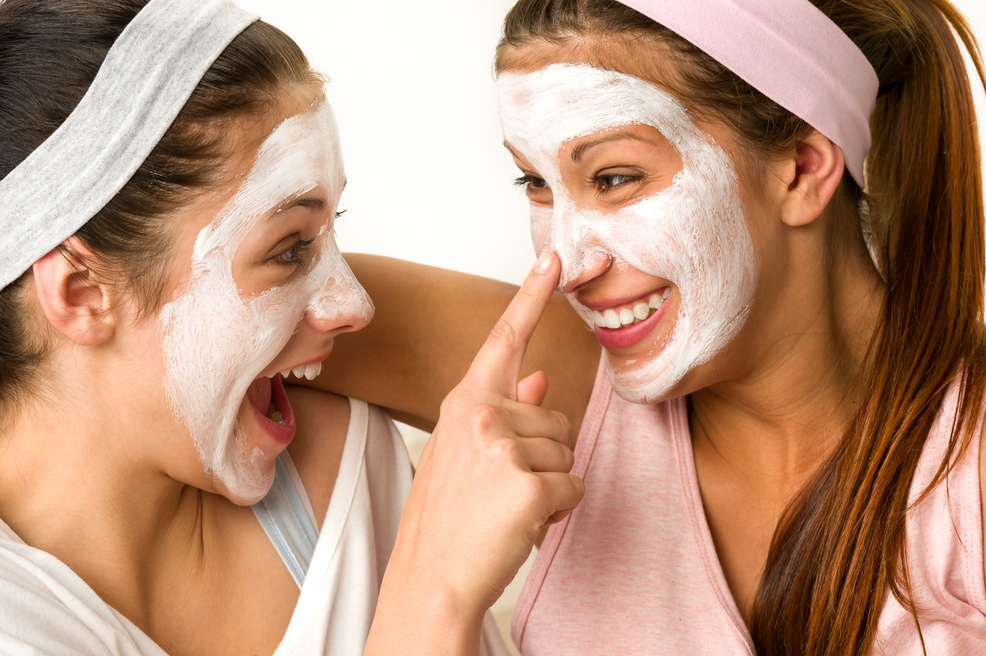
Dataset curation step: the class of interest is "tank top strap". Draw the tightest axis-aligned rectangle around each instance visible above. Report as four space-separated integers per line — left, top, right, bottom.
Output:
251 450 320 589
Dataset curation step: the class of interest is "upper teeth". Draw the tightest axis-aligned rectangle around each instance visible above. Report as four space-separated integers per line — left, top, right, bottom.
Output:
280 362 322 380
591 289 671 329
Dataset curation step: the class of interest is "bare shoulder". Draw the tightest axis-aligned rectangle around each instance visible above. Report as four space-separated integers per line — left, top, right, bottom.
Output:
285 385 351 530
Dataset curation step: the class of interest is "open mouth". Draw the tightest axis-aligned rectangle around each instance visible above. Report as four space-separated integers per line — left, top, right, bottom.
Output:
591 287 671 330
246 374 296 445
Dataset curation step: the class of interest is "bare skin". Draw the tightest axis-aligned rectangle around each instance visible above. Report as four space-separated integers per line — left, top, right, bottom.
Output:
0 85 583 655
320 254 600 438
313 38 931 624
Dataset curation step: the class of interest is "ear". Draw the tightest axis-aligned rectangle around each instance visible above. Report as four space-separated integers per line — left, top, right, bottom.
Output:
776 130 846 228
32 237 117 346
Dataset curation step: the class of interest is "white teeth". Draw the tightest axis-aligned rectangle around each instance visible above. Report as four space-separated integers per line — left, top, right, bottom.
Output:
279 362 323 380
592 290 672 330
304 362 321 380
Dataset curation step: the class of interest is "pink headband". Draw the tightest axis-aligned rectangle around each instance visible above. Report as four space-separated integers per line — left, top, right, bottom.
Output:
617 0 878 187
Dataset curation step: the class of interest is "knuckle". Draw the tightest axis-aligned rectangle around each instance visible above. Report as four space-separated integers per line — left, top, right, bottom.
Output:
468 404 501 433
489 436 522 462
558 444 576 471
552 411 573 440
488 318 521 348
519 474 548 500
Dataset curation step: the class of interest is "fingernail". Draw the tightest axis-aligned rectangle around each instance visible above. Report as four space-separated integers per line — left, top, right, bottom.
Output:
534 250 553 274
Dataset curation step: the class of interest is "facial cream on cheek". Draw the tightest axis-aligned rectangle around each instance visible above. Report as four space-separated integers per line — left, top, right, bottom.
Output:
498 64 758 404
157 99 372 503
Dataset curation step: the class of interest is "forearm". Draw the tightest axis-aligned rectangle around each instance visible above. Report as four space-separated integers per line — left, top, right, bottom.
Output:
365 561 484 656
319 254 600 434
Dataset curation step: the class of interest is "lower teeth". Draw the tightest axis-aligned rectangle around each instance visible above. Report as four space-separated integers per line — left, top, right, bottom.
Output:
266 403 285 425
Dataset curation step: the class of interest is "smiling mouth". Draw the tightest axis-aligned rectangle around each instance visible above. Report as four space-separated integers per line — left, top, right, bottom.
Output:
591 288 671 329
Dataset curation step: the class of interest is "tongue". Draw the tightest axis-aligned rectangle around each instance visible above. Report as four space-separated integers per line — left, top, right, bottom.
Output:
246 377 273 413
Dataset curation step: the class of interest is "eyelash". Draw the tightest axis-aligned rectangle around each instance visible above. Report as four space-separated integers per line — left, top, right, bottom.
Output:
591 173 640 191
513 174 547 191
275 237 316 268
513 173 640 193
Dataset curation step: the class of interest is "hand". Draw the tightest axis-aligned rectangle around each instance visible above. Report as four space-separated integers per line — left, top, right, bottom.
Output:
389 250 585 612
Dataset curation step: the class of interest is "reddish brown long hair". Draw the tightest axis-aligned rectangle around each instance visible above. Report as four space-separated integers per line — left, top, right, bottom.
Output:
496 1 986 653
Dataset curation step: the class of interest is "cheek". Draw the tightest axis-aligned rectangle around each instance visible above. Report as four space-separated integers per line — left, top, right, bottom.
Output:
530 205 552 251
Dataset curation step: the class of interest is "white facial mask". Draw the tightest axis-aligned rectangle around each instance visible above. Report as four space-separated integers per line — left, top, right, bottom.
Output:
158 99 373 502
498 64 757 403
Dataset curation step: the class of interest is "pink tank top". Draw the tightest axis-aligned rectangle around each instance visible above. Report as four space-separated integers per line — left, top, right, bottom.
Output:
511 359 986 654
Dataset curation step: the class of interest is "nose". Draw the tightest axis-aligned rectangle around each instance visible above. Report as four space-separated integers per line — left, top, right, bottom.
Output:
304 239 375 336
558 248 613 294
539 197 613 294
305 291 373 337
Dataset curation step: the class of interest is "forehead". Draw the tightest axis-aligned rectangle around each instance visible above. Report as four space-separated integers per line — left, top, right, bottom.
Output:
497 36 683 91
498 64 693 150
209 85 340 197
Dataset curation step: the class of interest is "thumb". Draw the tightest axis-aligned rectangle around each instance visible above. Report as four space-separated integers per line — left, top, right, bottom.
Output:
516 371 549 406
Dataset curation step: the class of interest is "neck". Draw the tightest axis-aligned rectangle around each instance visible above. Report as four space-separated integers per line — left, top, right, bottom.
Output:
0 351 210 619
690 216 886 489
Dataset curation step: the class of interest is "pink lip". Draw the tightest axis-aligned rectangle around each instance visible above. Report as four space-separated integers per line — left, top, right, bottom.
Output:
248 374 296 446
592 298 669 350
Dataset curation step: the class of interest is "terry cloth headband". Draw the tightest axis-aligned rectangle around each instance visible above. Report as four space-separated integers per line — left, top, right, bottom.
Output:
0 0 259 291
617 0 878 188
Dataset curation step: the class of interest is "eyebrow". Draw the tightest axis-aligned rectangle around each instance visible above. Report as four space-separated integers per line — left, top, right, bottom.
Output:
504 131 657 164
570 131 652 163
270 192 326 218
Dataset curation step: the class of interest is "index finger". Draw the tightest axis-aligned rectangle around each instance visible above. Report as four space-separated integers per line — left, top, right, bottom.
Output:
464 250 560 398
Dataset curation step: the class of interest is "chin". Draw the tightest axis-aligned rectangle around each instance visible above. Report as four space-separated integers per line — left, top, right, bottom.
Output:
605 346 703 405
208 428 278 506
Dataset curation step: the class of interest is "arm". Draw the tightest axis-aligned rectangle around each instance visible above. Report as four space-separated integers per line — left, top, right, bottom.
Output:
319 254 600 436
364 252 585 655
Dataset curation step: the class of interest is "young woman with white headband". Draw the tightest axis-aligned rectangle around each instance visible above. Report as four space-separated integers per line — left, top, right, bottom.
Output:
319 0 986 653
0 0 585 654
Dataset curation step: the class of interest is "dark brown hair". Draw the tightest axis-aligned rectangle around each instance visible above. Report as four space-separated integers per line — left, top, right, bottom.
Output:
0 0 319 412
497 1 986 654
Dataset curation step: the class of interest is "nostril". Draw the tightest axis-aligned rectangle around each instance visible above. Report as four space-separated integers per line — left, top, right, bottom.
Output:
559 249 613 293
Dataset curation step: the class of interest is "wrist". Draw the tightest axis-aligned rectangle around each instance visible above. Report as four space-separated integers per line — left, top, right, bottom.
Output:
366 560 485 656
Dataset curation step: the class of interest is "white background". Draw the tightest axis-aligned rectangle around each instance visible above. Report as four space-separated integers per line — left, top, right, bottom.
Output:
236 0 986 287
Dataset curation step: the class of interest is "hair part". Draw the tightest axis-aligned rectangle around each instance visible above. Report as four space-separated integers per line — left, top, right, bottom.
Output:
0 0 321 414
497 1 986 654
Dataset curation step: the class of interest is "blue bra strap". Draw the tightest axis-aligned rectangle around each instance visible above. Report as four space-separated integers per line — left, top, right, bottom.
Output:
251 455 319 589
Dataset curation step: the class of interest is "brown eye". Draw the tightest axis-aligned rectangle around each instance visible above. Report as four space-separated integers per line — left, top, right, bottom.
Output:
274 237 315 268
514 174 548 191
593 173 640 192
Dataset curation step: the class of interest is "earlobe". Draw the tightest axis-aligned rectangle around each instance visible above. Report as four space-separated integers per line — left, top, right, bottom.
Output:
32 238 116 346
779 131 846 227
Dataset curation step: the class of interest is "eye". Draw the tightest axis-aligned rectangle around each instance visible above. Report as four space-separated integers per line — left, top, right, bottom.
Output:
513 174 548 192
592 172 641 192
274 237 316 269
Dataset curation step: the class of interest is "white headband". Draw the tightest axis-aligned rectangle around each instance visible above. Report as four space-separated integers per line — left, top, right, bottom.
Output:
618 0 878 187
0 0 258 291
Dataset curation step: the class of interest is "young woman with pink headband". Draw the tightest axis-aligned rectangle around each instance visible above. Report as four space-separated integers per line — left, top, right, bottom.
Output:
320 0 986 653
